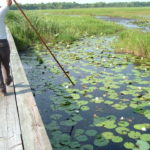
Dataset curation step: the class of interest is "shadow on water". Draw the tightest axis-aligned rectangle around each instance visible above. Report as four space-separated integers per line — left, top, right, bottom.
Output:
20 36 150 150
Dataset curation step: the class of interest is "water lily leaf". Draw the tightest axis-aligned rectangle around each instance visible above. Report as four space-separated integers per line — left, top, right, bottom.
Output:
81 106 90 111
128 131 141 139
104 100 114 105
77 100 88 106
60 134 71 145
124 142 135 149
60 120 76 126
136 140 150 150
144 110 150 119
104 122 117 129
93 115 117 129
140 134 150 141
112 136 123 143
91 97 104 103
46 121 60 131
74 129 84 136
94 134 109 147
116 127 130 135
85 130 97 137
102 132 114 139
72 115 83 122
82 144 93 150
71 94 80 100
118 121 129 127
76 135 88 142
69 141 80 148
134 124 150 131
112 103 127 110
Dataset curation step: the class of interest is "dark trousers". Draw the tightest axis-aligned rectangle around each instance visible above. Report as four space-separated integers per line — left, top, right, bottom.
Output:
0 39 10 87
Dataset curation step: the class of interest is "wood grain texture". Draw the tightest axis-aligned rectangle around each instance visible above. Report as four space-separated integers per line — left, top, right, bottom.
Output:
0 85 23 150
7 28 53 150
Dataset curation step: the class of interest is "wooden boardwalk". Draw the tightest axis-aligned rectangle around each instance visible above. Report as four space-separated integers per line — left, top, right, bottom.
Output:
0 28 53 150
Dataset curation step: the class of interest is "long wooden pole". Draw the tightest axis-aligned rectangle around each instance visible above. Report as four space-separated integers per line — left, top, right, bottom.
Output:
13 0 75 86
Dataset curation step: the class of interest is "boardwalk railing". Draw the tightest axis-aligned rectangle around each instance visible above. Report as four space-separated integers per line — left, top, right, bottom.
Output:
0 28 53 150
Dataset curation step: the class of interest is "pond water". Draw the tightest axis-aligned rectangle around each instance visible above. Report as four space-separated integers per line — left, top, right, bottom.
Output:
96 16 150 32
20 36 150 150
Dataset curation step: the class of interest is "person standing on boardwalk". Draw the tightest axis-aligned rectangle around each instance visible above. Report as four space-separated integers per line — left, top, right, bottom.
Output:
0 0 12 95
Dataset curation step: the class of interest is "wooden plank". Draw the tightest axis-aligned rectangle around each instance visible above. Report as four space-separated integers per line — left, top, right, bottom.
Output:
0 84 23 150
7 29 53 150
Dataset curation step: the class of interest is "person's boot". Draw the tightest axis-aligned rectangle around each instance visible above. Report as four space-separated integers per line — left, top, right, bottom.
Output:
0 84 6 96
6 75 13 86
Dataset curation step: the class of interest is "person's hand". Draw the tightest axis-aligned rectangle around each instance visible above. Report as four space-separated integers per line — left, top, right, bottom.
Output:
6 0 12 6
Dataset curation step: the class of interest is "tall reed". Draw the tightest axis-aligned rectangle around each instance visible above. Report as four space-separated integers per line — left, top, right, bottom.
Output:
6 11 123 50
115 30 150 58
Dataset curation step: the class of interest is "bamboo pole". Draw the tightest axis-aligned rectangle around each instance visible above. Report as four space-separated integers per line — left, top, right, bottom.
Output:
13 0 75 86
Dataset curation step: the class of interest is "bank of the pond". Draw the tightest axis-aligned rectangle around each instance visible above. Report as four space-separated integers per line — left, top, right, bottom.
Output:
20 36 150 150
114 30 150 58
6 11 123 51
7 8 150 58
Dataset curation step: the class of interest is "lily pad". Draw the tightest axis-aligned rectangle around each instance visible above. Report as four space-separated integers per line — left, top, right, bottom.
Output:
46 121 60 131
94 134 109 147
81 106 90 111
136 140 150 150
128 131 141 139
134 124 150 131
60 120 76 126
72 115 83 122
104 100 114 105
102 132 114 139
76 135 88 142
60 134 71 145
82 144 93 150
69 141 81 148
140 134 150 141
77 100 88 106
116 127 130 135
71 94 80 100
112 136 123 143
93 115 117 129
85 130 97 137
124 142 135 149
112 103 127 110
118 121 129 127
74 129 84 136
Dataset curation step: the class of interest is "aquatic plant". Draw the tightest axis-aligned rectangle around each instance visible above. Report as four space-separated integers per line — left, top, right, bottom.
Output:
6 11 123 50
115 29 150 58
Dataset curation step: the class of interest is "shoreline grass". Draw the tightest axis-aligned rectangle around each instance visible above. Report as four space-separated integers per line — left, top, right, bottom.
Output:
6 11 124 50
33 7 150 19
6 8 150 58
114 30 150 58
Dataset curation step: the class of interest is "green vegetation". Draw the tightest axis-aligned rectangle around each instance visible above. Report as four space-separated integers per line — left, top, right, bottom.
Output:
10 2 150 10
6 11 123 50
115 30 150 58
7 7 150 57
22 35 150 150
34 7 150 19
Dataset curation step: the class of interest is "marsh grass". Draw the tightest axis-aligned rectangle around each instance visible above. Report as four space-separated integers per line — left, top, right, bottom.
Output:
34 7 150 19
6 11 123 50
115 30 150 58
6 8 150 58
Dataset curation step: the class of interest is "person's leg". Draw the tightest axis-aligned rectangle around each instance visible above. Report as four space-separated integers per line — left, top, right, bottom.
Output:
0 59 4 86
0 50 6 94
0 40 12 86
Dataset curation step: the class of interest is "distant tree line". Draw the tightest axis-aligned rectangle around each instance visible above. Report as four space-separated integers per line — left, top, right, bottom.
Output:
10 2 150 10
